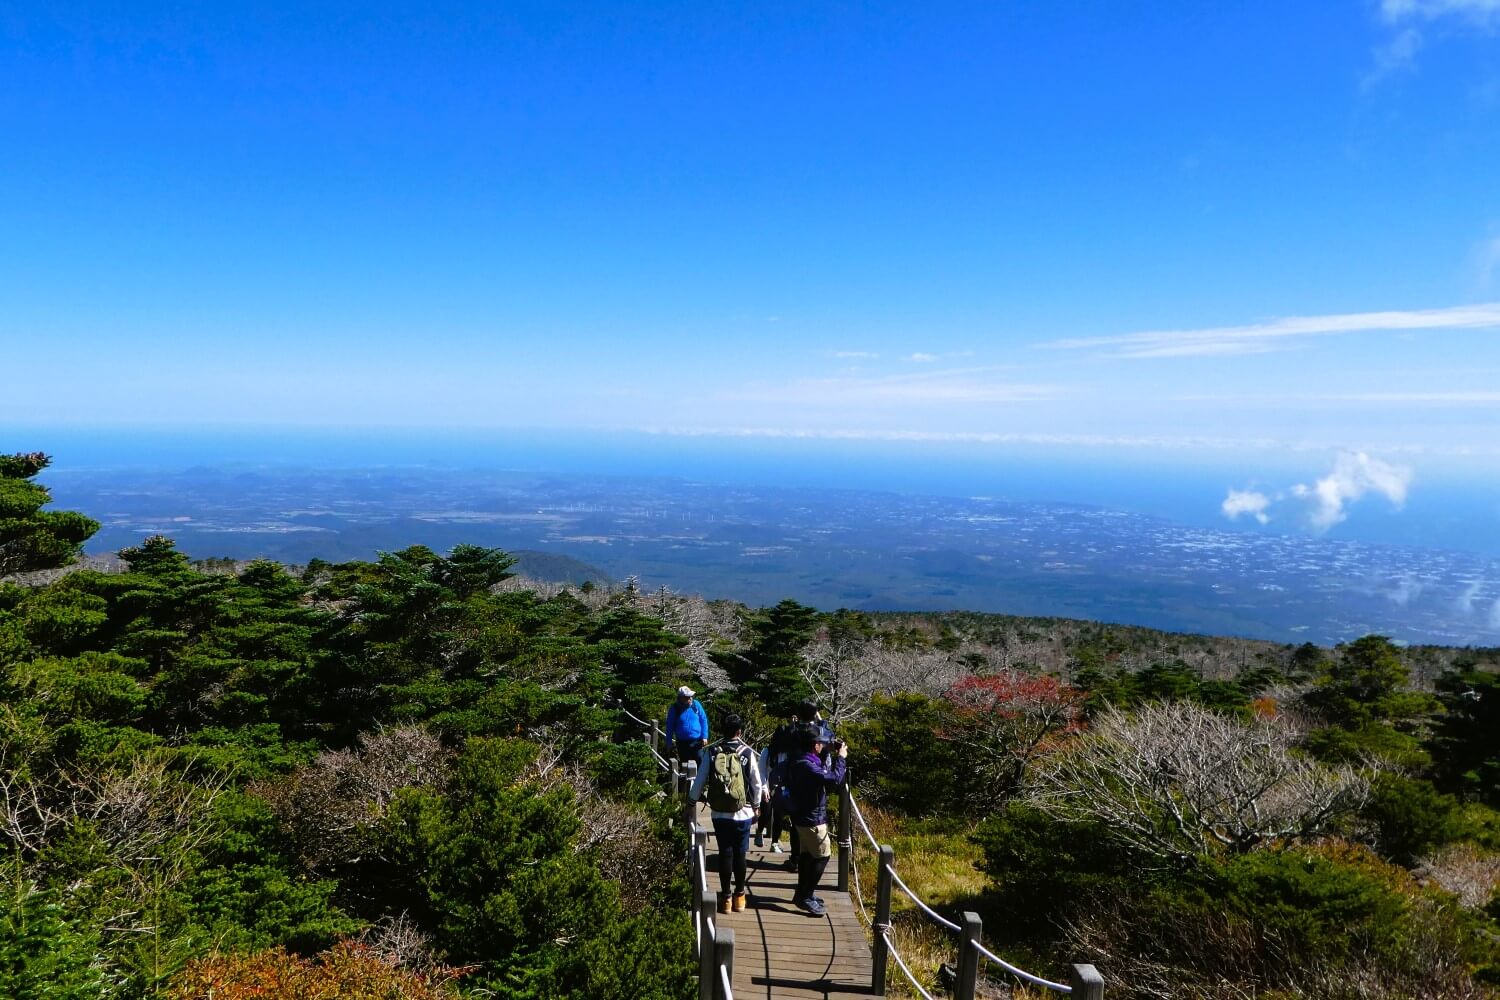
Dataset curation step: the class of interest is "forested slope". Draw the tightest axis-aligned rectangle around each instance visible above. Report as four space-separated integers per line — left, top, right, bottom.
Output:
1 455 695 999
5 451 1499 999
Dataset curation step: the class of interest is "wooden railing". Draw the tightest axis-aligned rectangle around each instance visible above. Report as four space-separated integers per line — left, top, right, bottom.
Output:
621 708 736 999
842 784 1105 999
619 705 1102 999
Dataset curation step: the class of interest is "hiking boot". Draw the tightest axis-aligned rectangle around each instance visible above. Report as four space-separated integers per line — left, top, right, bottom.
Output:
733 892 748 912
717 893 731 914
754 834 764 848
770 843 784 853
795 897 826 917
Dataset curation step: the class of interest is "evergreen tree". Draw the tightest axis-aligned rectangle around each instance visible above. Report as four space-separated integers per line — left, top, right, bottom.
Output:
0 453 99 577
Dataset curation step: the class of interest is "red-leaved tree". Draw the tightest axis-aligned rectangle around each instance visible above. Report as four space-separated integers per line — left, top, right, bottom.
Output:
943 671 1084 801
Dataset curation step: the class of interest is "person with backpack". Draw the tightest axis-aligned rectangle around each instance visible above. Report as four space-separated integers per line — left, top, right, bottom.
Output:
664 685 709 765
689 713 764 914
757 700 821 853
785 721 847 917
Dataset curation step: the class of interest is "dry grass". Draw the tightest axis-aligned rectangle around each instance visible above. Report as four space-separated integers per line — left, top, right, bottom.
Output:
843 798 1059 999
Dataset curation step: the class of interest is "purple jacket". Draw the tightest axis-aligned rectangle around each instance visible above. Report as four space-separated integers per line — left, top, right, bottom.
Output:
786 750 847 827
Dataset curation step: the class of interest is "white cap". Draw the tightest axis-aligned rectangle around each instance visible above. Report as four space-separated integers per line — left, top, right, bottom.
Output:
677 685 695 698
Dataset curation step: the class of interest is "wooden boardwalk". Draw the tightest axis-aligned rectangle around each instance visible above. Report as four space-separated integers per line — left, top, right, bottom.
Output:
698 804 880 999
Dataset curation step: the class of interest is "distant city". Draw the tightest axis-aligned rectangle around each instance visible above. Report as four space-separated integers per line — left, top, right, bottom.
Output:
42 464 1500 648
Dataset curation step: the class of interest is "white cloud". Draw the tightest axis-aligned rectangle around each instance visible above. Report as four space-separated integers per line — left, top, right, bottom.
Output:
1293 451 1412 530
1364 28 1423 88
1457 579 1484 614
1221 489 1272 525
1371 0 1500 83
723 367 1061 405
1219 452 1413 532
1388 576 1427 606
1381 0 1500 23
1173 390 1500 405
1042 303 1500 359
1477 234 1500 290
904 352 940 363
1490 595 1500 630
831 350 880 359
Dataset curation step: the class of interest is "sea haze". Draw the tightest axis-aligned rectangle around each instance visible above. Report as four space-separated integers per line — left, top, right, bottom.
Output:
24 429 1500 648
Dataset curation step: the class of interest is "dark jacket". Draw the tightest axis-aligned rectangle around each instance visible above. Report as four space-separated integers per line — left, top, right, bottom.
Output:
765 723 799 785
785 750 847 827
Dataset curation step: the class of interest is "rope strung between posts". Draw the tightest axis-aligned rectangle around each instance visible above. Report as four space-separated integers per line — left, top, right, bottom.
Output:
846 787 1078 993
616 706 672 771
973 940 1073 994
847 836 871 922
619 706 653 729
847 790 881 853
885 864 962 933
882 930 939 1000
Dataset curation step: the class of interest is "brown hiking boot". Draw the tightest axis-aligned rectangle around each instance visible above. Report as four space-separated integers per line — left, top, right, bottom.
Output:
733 892 748 912
717 893 731 914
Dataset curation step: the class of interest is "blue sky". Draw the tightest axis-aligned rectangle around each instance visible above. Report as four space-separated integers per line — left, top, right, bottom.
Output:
3 2 1500 486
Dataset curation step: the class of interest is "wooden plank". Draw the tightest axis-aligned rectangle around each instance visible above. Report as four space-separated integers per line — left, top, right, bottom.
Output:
695 803 882 999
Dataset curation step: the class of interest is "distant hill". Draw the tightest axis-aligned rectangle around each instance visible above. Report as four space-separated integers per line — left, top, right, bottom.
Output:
509 549 611 586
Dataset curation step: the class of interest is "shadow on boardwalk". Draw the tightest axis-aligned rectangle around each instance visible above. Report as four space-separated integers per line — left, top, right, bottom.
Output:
701 804 881 1000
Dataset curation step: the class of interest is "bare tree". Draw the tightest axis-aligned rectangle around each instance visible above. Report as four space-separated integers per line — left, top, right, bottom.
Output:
1417 843 1500 911
799 634 881 724
255 725 448 872
1028 702 1370 860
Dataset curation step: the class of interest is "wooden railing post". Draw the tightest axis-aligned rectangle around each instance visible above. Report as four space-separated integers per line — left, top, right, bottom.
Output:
668 759 681 828
713 927 735 1000
693 826 708 887
699 889 717 1000
682 760 698 828
1069 963 1104 1000
688 822 703 947
650 719 661 754
955 911 982 1000
836 778 852 892
871 844 894 996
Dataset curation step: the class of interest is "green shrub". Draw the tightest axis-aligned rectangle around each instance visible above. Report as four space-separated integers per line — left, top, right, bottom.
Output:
843 693 962 815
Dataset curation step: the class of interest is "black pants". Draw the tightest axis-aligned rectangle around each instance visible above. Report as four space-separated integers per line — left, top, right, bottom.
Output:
671 740 704 766
712 817 752 895
794 839 830 902
758 793 793 844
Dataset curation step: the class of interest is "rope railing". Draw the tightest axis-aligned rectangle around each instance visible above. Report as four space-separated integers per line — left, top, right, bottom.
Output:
616 706 675 774
843 785 1102 998
689 819 737 1000
973 939 1074 994
848 791 881 853
631 705 1102 1000
885 863 963 933
882 929 940 1000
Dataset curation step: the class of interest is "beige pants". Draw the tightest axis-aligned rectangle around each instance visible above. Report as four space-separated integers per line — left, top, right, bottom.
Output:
795 823 831 858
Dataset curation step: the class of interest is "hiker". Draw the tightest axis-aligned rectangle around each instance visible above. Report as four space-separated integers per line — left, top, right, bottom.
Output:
786 721 848 917
757 700 820 853
689 713 764 914
663 685 709 766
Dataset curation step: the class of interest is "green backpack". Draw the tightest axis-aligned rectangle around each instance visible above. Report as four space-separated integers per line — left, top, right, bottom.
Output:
705 745 749 812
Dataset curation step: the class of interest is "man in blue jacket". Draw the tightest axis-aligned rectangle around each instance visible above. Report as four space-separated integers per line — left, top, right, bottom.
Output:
785 722 848 917
664 685 709 765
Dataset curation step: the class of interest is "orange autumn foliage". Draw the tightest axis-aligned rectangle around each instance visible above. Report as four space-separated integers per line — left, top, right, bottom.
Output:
170 941 470 1000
